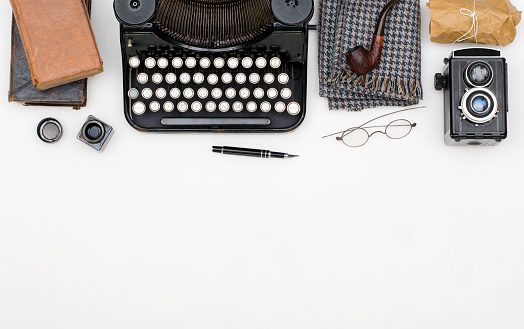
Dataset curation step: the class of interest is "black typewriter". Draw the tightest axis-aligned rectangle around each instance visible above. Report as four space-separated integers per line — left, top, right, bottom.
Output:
114 0 313 132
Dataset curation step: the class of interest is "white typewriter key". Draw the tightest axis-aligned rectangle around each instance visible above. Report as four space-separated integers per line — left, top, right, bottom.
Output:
255 57 267 68
197 87 209 99
191 101 203 112
183 88 194 99
180 73 191 84
239 88 250 99
157 57 169 69
225 88 236 99
264 73 275 84
287 102 301 115
149 101 161 112
246 101 257 112
281 88 292 99
128 88 139 99
253 88 264 99
267 88 278 99
219 101 230 112
170 88 181 99
163 101 175 112
208 74 219 85
165 73 176 84
193 73 205 84
152 73 163 84
142 88 153 99
249 73 260 84
242 57 253 68
214 57 225 69
145 57 156 69
177 101 189 112
211 88 222 99
260 101 271 112
172 57 183 68
270 57 281 69
185 57 197 68
156 88 167 99
227 57 239 69
235 73 247 84
137 73 148 84
222 73 233 84
200 57 211 69
129 56 140 68
206 101 216 112
278 73 290 84
132 101 146 115
275 101 286 113
232 101 243 112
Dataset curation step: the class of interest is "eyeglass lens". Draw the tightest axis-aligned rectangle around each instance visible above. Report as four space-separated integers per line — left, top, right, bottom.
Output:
385 119 412 139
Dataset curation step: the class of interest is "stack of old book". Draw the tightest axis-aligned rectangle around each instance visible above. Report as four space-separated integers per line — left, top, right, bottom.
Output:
8 0 103 109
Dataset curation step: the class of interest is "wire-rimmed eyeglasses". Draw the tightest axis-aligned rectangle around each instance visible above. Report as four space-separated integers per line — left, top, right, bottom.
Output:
322 106 425 147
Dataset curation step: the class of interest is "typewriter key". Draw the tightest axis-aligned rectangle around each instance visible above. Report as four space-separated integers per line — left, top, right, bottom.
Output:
222 73 233 84
267 88 278 99
200 57 211 69
132 102 146 115
227 57 239 69
261 102 271 112
137 73 148 84
208 74 219 85
225 88 236 99
281 88 292 99
145 57 156 69
164 101 174 112
180 73 191 84
191 101 203 112
157 57 169 69
275 101 286 113
219 101 230 112
278 73 289 84
264 73 275 84
177 101 188 112
270 57 281 69
211 88 222 99
142 88 153 99
206 101 216 112
242 57 253 69
236 73 247 84
149 101 161 112
253 88 264 99
183 88 195 99
233 101 243 112
214 57 225 69
170 88 181 99
246 101 257 112
185 57 197 68
249 73 260 84
197 88 209 99
239 88 250 99
152 73 163 84
155 88 167 99
193 73 205 84
172 57 183 68
129 56 140 68
287 102 301 115
165 73 176 84
37 118 62 143
128 88 139 99
255 57 267 68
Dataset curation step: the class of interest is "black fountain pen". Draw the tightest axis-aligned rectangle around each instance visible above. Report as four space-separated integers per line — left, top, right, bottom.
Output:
212 146 298 159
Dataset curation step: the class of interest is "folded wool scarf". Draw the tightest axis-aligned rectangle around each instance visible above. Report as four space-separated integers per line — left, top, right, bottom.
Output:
318 0 423 111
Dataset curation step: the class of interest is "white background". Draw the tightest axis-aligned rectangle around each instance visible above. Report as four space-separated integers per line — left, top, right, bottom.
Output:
1 1 523 328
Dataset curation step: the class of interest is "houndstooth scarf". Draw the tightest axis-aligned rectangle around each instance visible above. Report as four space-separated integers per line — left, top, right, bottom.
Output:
318 0 423 111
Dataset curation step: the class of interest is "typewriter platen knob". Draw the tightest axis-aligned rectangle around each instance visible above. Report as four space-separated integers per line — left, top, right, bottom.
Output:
271 0 313 26
114 0 156 26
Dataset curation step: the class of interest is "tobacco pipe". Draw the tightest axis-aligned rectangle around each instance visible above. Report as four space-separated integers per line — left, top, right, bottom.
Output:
345 0 401 75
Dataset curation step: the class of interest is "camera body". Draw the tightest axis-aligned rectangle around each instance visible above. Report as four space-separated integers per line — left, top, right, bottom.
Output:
435 48 508 146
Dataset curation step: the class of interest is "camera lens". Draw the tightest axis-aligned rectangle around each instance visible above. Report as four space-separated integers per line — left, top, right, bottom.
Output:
465 61 493 87
470 95 489 115
460 87 498 124
82 121 105 143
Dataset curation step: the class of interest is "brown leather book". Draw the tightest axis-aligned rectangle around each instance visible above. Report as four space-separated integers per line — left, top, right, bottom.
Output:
9 0 103 91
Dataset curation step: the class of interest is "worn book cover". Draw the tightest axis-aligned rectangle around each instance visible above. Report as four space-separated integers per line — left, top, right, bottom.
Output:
9 0 103 91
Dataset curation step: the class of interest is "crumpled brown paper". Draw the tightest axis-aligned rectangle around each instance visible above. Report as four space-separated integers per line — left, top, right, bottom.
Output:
427 0 521 46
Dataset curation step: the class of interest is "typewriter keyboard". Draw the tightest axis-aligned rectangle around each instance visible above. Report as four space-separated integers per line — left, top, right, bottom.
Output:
124 47 305 132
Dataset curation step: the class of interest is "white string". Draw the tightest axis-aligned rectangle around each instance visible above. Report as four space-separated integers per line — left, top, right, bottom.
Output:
453 0 478 44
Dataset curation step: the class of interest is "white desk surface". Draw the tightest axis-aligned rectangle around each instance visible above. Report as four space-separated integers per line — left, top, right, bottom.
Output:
1 1 523 328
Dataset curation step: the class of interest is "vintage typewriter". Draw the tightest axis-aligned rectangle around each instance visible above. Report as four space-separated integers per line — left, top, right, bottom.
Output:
114 0 313 132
